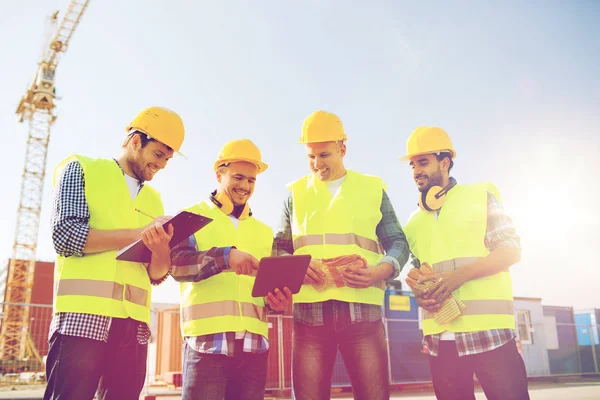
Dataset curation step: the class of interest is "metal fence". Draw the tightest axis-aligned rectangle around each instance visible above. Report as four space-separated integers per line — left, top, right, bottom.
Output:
1 302 599 390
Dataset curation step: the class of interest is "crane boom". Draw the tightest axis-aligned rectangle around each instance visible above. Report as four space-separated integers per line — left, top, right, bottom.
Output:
0 0 90 365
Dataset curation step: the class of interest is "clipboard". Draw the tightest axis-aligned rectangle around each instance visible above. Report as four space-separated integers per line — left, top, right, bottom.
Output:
116 211 213 263
251 254 311 297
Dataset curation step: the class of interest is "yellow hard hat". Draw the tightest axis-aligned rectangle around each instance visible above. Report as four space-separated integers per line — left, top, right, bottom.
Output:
399 126 456 161
299 110 347 143
126 106 185 153
213 138 268 174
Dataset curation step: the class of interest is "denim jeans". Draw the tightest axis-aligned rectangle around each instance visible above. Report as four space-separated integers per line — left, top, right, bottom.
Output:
292 302 390 400
429 339 530 400
43 317 147 400
182 340 269 400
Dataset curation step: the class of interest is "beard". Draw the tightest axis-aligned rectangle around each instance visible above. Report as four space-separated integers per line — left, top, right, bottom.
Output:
417 167 444 193
128 152 148 182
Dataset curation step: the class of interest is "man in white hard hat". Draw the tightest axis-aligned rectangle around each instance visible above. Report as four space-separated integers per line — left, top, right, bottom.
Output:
45 106 185 400
169 139 292 400
400 126 529 400
273 111 410 399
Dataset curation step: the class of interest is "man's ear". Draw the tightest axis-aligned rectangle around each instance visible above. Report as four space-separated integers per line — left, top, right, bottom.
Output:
440 156 450 173
339 142 347 157
130 133 142 152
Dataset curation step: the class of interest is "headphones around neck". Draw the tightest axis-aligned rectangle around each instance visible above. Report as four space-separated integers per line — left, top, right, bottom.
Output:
418 179 456 212
210 190 251 219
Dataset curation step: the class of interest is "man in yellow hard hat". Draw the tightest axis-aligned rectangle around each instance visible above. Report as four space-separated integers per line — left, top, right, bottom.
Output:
169 138 292 400
400 126 530 399
273 110 410 399
45 106 186 400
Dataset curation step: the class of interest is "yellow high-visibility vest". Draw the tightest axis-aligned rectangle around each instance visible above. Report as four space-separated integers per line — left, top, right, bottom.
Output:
53 155 163 323
289 170 386 305
180 201 273 338
404 182 515 335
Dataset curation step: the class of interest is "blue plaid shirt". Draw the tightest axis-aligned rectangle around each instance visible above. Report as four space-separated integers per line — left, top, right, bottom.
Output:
170 236 270 357
424 188 520 357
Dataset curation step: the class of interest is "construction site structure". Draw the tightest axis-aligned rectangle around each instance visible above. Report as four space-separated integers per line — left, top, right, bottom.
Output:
0 1 90 371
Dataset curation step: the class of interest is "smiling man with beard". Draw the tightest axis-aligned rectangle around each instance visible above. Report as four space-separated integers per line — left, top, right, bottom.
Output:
169 138 292 400
400 126 529 400
45 106 186 400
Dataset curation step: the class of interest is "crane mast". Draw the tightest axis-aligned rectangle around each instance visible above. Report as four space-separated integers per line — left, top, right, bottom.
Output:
0 0 90 365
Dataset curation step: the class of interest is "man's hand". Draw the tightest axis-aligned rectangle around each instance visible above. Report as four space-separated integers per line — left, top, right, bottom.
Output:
228 249 259 275
138 216 171 238
141 221 174 262
406 275 442 313
415 295 442 313
340 262 393 289
418 270 466 303
303 261 325 284
265 287 293 312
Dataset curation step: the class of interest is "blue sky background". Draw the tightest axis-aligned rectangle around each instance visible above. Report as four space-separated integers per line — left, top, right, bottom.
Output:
1 1 598 308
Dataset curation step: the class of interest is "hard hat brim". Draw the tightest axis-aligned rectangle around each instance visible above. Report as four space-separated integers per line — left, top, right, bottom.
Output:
214 158 268 174
399 150 456 162
126 128 186 158
298 138 347 144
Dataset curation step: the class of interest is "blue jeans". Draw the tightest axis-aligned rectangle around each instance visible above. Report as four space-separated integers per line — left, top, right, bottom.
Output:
429 339 530 400
43 317 147 400
292 303 390 400
182 340 269 400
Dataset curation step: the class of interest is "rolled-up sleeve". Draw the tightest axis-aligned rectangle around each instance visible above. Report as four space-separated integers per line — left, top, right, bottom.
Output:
376 190 410 280
485 192 521 251
272 193 295 256
51 161 91 257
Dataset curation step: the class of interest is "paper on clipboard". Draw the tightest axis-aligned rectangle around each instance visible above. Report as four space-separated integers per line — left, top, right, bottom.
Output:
116 211 213 263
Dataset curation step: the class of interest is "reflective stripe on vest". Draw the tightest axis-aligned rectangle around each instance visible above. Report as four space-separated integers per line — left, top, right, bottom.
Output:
294 233 384 255
403 183 516 334
289 171 386 305
180 200 273 338
182 300 267 323
422 256 515 320
424 299 514 320
56 279 148 306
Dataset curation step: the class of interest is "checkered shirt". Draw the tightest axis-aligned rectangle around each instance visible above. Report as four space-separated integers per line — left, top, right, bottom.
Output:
272 189 410 326
424 189 519 357
170 236 269 357
48 159 154 345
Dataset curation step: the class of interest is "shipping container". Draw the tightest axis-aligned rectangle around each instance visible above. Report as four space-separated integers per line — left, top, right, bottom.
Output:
385 289 430 383
574 309 600 373
154 306 183 378
543 305 581 374
513 297 550 376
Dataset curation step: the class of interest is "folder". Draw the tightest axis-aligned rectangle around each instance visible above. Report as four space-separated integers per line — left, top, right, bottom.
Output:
116 211 213 263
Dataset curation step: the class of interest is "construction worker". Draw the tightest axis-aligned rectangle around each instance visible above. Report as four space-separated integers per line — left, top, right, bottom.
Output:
44 106 186 400
400 126 530 400
273 110 410 400
169 139 292 400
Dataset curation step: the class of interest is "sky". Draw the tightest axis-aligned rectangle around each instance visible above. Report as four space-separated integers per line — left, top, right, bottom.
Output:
1 1 599 309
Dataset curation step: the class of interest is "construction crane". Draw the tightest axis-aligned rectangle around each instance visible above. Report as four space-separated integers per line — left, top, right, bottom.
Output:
0 1 90 369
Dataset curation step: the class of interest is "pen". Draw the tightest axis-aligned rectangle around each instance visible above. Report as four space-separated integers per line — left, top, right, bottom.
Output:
135 208 156 220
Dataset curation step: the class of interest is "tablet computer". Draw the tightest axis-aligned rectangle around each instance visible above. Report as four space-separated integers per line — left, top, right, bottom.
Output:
116 211 213 263
251 254 311 298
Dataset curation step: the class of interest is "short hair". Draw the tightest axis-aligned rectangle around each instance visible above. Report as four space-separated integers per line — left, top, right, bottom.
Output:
122 131 172 151
435 151 454 172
